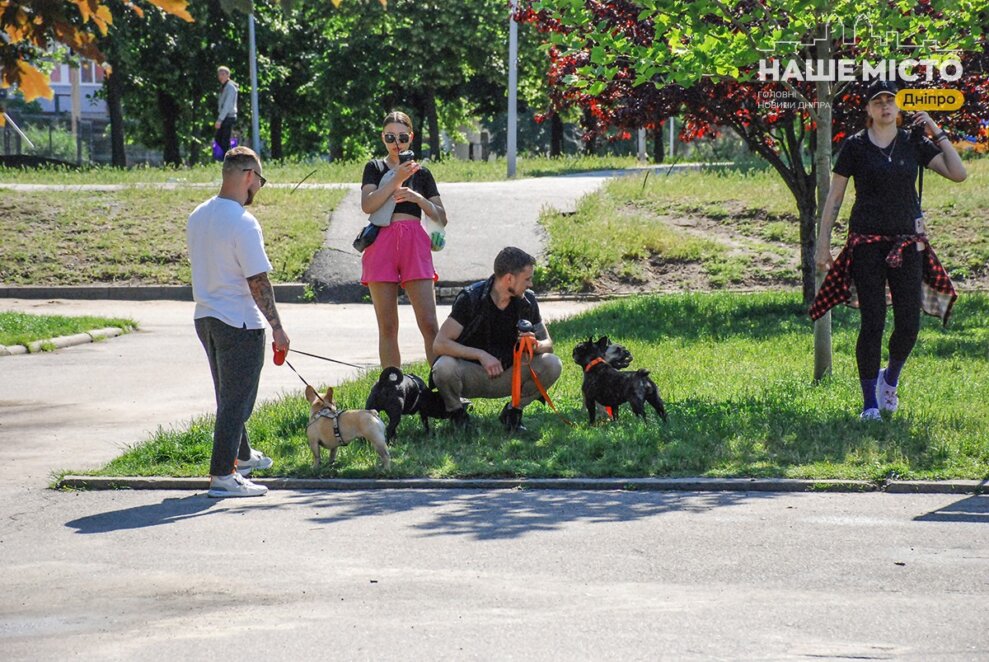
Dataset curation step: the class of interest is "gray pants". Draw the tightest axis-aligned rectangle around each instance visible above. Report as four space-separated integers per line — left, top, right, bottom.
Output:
432 353 564 411
195 316 264 476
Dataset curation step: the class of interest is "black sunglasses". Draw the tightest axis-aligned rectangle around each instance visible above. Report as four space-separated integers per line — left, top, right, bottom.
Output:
383 132 411 144
242 168 267 187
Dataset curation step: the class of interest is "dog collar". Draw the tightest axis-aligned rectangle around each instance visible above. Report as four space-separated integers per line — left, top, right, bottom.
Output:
308 407 347 445
584 357 607 372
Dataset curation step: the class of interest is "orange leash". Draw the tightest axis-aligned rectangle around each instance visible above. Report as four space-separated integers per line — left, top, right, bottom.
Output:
511 336 574 427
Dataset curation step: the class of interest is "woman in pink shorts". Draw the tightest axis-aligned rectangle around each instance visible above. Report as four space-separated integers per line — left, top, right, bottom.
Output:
360 111 447 368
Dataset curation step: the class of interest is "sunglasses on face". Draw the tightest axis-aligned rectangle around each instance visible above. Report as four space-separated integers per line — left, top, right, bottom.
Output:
383 133 411 144
242 168 267 187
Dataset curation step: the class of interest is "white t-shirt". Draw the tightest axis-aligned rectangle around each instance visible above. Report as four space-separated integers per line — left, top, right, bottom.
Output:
187 196 273 330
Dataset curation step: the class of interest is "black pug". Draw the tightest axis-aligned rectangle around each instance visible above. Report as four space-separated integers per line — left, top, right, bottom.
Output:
365 367 453 440
572 336 668 425
600 336 633 369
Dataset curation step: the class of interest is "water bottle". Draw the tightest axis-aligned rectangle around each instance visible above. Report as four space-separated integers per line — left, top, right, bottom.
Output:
427 218 446 252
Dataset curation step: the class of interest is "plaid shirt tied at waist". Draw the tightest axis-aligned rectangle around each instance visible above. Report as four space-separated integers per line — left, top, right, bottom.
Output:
809 233 957 326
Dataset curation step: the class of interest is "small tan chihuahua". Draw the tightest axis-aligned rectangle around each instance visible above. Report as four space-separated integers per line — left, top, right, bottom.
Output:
305 385 390 470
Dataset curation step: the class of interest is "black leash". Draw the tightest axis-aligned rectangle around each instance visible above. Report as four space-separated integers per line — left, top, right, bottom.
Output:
291 169 317 194
288 348 365 370
283 358 317 391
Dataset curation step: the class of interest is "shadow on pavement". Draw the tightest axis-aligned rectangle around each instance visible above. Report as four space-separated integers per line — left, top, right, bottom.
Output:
915 494 989 524
296 489 771 541
65 495 220 533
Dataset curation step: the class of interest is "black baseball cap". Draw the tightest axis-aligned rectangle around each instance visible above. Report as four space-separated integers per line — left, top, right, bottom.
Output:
866 79 899 101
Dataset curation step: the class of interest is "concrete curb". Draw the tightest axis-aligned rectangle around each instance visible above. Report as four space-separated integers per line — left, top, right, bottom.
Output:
53 475 987 494
885 479 988 494
1 326 125 357
0 283 308 302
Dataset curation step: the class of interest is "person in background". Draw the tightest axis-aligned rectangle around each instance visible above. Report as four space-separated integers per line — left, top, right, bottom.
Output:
214 66 238 154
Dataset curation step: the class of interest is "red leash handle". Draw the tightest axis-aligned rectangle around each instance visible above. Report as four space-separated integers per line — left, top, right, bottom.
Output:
511 336 574 427
273 342 287 366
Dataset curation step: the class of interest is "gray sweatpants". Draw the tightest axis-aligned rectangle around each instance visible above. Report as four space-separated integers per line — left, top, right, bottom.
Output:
432 353 564 411
195 316 265 476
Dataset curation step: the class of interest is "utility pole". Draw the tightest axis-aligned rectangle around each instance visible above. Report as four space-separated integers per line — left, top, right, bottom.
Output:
248 13 261 155
507 0 518 178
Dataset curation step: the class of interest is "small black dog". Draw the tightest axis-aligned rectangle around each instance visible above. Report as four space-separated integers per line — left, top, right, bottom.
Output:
572 336 668 425
365 367 452 440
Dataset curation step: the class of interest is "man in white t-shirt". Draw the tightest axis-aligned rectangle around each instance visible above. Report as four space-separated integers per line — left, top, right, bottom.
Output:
187 146 290 498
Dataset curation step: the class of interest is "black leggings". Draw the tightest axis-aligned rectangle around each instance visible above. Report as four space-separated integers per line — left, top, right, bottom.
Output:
851 242 923 380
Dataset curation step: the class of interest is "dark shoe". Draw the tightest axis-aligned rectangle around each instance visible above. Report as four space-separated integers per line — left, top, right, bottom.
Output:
450 407 472 431
499 403 527 433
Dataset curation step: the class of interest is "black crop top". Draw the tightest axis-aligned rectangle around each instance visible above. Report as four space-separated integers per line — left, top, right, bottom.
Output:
361 159 440 219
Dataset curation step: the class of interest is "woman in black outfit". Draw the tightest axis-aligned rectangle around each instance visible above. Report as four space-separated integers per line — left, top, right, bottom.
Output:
814 80 966 420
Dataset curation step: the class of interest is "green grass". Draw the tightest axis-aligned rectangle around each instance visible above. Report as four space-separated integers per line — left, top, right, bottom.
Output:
0 311 136 347
76 291 989 482
0 187 344 285
537 159 989 291
0 155 640 186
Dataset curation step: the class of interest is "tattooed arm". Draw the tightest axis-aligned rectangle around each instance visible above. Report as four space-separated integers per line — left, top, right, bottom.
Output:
247 271 290 352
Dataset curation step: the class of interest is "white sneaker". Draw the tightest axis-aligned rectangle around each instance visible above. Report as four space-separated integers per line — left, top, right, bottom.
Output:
236 450 274 476
207 472 268 498
877 369 899 414
860 408 882 421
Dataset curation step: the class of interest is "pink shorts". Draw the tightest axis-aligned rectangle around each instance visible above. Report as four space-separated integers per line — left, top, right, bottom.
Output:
361 220 438 286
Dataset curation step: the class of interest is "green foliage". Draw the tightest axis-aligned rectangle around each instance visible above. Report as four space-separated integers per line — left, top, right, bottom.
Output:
80 292 989 480
534 1 982 88
21 124 88 162
101 0 246 165
0 312 136 348
95 0 538 163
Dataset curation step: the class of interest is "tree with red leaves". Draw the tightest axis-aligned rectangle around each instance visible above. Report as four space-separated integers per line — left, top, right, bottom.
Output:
525 0 987 378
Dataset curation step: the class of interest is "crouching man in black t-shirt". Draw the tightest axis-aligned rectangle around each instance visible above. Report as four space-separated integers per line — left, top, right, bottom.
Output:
432 247 563 433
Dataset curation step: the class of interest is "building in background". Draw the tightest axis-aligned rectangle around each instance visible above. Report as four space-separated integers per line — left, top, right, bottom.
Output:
35 60 109 119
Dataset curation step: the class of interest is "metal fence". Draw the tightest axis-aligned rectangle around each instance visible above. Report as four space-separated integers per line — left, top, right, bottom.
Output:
1 112 162 166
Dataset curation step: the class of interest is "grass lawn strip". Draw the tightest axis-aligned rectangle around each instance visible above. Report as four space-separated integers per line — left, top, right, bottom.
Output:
537 160 989 292
0 155 642 186
0 311 136 350
0 187 344 286
78 291 989 482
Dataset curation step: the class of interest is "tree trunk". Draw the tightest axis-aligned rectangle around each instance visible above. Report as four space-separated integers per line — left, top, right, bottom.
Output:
106 64 126 167
425 89 440 162
411 98 426 159
812 36 835 381
582 107 596 156
270 108 283 161
157 91 181 166
798 195 818 305
550 113 563 156
652 124 665 163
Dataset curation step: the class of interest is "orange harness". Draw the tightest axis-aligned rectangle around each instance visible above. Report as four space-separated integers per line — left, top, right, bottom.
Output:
510 335 574 427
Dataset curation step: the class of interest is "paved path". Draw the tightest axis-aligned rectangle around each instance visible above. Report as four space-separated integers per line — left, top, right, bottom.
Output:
304 176 610 301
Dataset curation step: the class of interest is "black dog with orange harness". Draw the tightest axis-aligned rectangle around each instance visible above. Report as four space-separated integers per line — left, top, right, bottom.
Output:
572 336 668 425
